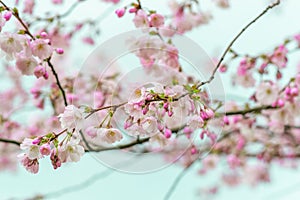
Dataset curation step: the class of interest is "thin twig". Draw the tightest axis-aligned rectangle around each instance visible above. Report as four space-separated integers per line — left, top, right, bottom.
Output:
47 58 68 106
86 136 150 152
198 0 281 88
34 0 86 23
0 138 21 146
0 0 35 39
218 105 276 116
163 163 195 200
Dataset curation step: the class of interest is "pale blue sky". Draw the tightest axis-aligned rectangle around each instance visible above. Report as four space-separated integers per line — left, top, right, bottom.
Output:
1 0 300 200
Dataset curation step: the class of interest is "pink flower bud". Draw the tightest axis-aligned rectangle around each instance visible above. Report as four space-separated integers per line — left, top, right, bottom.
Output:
142 107 148 115
219 64 227 73
36 98 45 109
3 11 12 21
223 116 230 125
115 8 126 18
206 109 214 118
291 87 299 96
32 138 41 145
200 130 207 140
34 65 46 79
183 127 193 134
191 147 197 155
277 99 285 107
52 0 63 4
43 71 49 80
30 88 41 99
285 87 291 96
82 37 94 45
55 48 64 54
40 32 48 38
168 110 173 117
164 128 172 138
128 7 137 13
163 102 169 110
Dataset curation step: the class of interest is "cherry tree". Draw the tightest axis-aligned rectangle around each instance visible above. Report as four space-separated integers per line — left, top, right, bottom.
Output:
0 0 299 199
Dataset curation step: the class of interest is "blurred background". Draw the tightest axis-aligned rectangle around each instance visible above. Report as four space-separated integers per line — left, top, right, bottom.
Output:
1 0 300 199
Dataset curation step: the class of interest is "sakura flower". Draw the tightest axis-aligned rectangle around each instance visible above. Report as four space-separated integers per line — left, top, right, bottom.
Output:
18 153 39 174
129 87 146 104
141 116 158 135
234 71 256 88
33 65 47 79
133 10 149 28
31 39 53 60
149 133 168 148
58 105 85 131
16 54 38 75
20 138 42 160
255 82 279 105
270 45 288 68
149 13 165 28
0 33 23 59
39 143 51 156
98 128 123 144
60 139 85 162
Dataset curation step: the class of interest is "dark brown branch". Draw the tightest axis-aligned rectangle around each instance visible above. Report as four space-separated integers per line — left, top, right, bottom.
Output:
34 0 87 23
219 105 276 116
86 136 150 152
0 1 35 39
85 102 127 119
198 0 281 88
47 58 68 106
0 138 21 146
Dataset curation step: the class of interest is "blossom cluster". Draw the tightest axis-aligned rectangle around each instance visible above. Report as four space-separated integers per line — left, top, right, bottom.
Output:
1 0 300 198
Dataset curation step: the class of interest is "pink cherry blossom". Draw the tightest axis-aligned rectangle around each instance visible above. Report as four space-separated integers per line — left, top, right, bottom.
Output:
270 45 288 68
39 144 51 156
31 39 53 60
16 54 38 75
58 105 85 131
149 13 165 28
255 82 279 105
60 139 85 162
18 153 39 174
98 128 123 144
133 10 149 28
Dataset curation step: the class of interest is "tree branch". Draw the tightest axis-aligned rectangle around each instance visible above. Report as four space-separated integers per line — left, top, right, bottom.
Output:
47 58 68 106
163 163 195 200
0 0 35 39
218 105 276 116
198 0 281 88
0 138 21 146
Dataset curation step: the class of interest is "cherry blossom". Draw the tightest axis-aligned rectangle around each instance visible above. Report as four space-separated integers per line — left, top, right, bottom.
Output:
255 81 279 105
58 105 85 131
